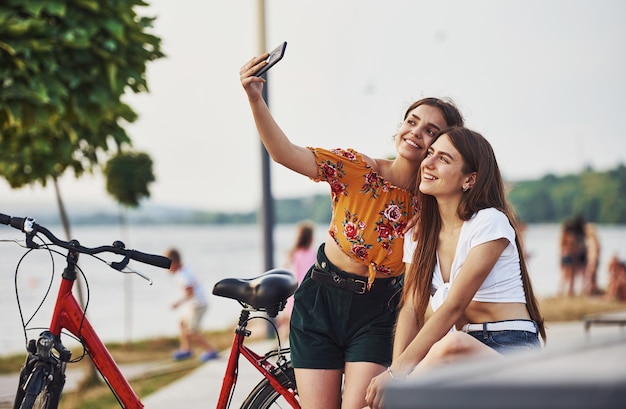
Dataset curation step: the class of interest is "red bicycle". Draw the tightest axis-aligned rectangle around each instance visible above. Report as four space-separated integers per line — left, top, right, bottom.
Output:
2 213 300 408
1 213 170 409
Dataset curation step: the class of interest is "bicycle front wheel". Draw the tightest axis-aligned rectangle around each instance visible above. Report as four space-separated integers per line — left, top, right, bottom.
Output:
18 392 48 409
15 366 64 409
240 364 298 409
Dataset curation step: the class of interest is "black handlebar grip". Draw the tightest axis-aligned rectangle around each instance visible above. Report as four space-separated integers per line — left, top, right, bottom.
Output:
0 213 10 225
130 250 172 269
9 216 26 231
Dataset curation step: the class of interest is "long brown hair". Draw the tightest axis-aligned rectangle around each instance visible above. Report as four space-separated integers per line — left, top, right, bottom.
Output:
403 127 546 342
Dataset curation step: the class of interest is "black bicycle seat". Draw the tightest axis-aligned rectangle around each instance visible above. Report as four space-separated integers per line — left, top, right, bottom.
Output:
212 269 298 309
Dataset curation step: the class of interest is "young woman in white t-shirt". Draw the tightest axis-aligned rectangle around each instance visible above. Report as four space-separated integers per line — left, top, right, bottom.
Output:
365 127 546 409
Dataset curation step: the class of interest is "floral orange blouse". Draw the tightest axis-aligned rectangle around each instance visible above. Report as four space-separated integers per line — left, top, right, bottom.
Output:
308 147 416 288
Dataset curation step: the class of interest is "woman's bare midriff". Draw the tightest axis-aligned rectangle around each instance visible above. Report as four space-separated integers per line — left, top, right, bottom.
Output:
323 235 397 278
455 301 532 329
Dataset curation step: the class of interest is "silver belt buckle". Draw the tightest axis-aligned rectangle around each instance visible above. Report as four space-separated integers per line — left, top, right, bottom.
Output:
354 279 366 294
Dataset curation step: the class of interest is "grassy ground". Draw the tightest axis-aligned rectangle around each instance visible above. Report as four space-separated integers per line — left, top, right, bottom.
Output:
0 329 236 375
2 296 625 409
539 295 626 321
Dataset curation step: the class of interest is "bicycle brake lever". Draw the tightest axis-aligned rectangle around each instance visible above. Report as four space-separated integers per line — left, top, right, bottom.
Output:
110 254 130 271
120 266 153 285
25 233 40 249
110 248 153 284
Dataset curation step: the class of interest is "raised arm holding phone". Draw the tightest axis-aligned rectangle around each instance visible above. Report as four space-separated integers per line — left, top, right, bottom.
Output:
240 44 464 409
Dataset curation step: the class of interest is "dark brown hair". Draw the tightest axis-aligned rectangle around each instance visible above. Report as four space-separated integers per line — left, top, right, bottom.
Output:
165 248 181 264
403 97 465 128
293 221 314 250
288 221 315 259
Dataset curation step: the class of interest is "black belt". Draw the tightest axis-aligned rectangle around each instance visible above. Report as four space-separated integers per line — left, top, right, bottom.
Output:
311 267 368 294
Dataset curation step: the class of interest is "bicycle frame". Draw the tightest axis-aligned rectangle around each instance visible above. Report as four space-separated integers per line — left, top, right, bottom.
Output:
217 310 299 408
35 255 299 409
48 251 144 408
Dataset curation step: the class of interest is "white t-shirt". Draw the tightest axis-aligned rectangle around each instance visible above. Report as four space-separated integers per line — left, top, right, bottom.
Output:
403 208 526 312
174 265 208 308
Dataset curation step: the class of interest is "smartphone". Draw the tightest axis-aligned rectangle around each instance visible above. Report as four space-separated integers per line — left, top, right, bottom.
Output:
252 41 287 77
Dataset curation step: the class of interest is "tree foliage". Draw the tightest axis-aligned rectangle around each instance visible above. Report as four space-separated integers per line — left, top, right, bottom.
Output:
104 151 154 208
508 165 626 224
0 0 164 187
274 194 332 224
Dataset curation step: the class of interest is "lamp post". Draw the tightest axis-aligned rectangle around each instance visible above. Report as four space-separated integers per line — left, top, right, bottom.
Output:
256 0 274 273
256 1 276 339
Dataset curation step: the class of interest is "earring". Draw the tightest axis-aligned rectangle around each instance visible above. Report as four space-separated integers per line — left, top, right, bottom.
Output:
463 186 469 192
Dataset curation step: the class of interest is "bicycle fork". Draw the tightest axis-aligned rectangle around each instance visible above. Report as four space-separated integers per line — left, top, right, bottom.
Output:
15 331 71 409
14 244 75 409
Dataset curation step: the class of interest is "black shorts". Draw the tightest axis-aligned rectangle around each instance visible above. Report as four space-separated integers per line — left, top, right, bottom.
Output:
289 244 403 369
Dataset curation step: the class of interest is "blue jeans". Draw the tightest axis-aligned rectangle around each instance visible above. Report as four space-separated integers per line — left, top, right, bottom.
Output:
466 326 541 354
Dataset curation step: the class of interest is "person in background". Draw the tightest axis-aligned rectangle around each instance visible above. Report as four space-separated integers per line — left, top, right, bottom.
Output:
165 248 219 362
583 222 601 296
240 50 464 409
606 255 626 301
366 127 545 409
558 215 588 296
277 221 317 340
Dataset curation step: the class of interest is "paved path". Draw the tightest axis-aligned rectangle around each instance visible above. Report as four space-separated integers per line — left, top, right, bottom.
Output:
142 339 278 408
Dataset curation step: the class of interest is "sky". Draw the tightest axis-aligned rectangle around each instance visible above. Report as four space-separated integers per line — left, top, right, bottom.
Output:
2 0 625 213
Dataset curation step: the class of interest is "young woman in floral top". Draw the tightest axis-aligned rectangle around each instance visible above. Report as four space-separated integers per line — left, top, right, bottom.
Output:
240 52 464 409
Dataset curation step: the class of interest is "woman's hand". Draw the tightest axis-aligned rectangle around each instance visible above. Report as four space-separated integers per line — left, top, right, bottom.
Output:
239 53 269 102
365 370 391 409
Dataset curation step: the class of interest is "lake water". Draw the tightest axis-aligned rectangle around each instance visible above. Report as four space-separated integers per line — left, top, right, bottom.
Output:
1 222 625 356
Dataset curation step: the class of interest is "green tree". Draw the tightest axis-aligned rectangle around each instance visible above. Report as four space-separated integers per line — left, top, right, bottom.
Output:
104 151 155 208
0 0 164 227
0 0 163 389
602 165 626 223
103 150 155 346
508 165 626 224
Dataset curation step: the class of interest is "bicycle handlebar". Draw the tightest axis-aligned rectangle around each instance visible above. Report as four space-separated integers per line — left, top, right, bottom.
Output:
0 213 171 270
